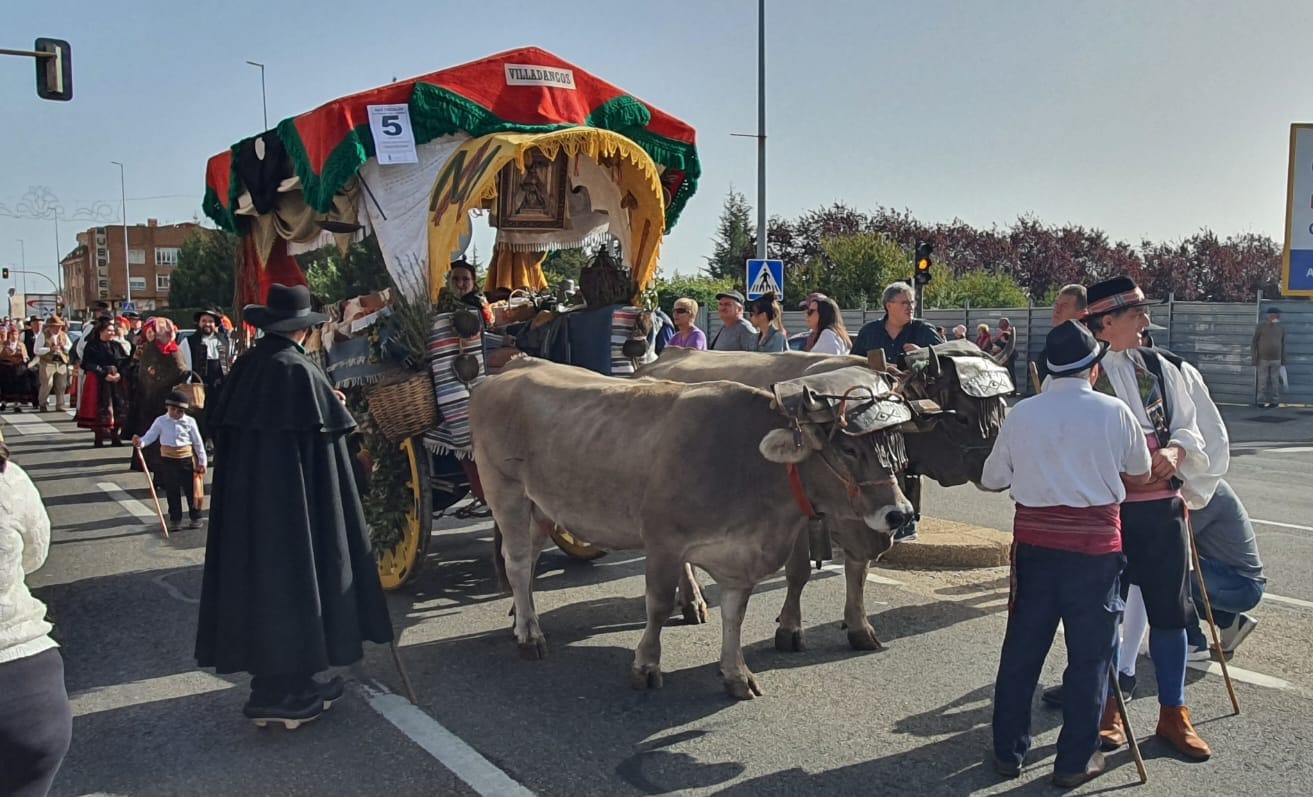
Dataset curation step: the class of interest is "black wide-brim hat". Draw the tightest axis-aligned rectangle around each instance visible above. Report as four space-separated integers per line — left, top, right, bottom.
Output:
164 390 190 410
1084 276 1163 317
194 307 223 323
1045 319 1110 377
242 283 328 332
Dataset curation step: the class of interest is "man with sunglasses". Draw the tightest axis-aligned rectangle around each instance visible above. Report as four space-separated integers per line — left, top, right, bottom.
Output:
851 281 944 541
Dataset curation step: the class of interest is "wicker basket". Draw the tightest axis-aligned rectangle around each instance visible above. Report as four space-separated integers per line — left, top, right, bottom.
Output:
367 370 438 443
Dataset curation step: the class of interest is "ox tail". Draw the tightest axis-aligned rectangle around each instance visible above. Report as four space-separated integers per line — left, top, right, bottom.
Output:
492 523 511 594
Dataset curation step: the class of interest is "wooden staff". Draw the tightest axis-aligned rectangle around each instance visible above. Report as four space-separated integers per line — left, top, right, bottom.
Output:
1031 360 1148 780
1187 512 1242 714
134 445 169 539
390 640 419 705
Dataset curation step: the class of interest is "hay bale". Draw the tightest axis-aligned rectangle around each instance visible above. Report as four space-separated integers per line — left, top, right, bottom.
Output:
881 517 1012 568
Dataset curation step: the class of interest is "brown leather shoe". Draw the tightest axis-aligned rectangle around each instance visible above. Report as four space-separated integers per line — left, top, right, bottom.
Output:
1099 696 1126 750
1156 705 1212 761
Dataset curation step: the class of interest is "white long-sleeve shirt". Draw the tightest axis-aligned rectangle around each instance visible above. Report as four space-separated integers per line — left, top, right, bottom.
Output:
139 413 207 467
981 377 1152 506
0 462 56 664
33 332 71 358
808 328 851 355
1176 358 1229 508
1100 348 1210 503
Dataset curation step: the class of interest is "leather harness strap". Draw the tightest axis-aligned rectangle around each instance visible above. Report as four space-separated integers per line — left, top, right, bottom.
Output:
786 462 821 520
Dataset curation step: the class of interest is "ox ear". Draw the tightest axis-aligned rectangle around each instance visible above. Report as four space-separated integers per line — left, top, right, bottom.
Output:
759 426 823 464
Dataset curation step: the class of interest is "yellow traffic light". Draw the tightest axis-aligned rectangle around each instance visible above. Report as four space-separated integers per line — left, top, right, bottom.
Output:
916 258 930 272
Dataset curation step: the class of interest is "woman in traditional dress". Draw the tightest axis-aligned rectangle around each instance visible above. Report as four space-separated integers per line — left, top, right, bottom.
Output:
0 325 34 412
127 317 189 470
76 318 131 447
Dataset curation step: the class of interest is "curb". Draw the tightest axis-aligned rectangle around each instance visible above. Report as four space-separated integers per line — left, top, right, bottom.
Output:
881 517 1011 568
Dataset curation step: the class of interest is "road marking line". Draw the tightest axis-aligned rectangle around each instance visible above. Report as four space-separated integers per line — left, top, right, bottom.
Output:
359 680 537 797
68 671 235 717
1265 593 1313 610
821 563 904 586
1257 446 1313 454
97 482 157 520
1253 518 1313 533
0 412 63 435
152 573 199 604
1186 660 1299 693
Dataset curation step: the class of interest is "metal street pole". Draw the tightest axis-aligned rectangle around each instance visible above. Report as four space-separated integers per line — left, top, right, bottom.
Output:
53 217 62 296
246 60 268 130
17 239 24 294
111 161 130 304
755 0 767 259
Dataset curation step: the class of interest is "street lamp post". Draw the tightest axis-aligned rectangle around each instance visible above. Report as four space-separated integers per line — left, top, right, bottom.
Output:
756 0 766 260
16 239 24 294
111 161 130 305
246 60 268 130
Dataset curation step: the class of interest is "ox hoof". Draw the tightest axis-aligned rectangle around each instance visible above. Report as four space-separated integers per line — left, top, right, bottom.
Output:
517 639 548 660
682 600 709 625
629 666 664 691
846 626 884 652
724 675 763 701
774 627 805 652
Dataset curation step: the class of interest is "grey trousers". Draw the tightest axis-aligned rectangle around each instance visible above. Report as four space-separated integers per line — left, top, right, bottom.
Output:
1256 360 1281 404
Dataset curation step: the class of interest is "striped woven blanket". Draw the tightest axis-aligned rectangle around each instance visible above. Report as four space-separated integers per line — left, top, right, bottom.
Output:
422 313 485 459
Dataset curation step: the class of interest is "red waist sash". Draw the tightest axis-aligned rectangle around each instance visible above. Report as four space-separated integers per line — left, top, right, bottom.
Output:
1013 503 1122 555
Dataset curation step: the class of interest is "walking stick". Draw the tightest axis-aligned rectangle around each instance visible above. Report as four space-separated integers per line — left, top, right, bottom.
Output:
134 445 169 539
1109 666 1149 784
1186 512 1241 714
389 640 419 705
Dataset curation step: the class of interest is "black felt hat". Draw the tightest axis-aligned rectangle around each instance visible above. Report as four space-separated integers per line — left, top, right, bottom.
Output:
1085 276 1161 317
164 390 190 410
1045 320 1109 377
242 283 327 332
194 307 223 323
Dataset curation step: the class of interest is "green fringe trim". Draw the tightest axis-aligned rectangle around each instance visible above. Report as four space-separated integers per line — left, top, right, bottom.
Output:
206 86 702 233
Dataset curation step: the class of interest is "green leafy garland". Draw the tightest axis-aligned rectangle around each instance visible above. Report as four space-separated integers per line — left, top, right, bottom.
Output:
346 389 412 552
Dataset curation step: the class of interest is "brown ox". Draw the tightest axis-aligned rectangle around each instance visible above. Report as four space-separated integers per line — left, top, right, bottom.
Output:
636 342 1009 651
470 357 912 699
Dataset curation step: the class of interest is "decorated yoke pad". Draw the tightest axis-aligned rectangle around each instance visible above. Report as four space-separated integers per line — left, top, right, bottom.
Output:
771 366 911 436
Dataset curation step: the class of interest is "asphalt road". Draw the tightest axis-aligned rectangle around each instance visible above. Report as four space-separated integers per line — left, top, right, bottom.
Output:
8 407 1313 797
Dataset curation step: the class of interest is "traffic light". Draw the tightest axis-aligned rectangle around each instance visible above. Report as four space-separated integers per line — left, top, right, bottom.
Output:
1 268 8 279
913 240 934 285
34 38 73 101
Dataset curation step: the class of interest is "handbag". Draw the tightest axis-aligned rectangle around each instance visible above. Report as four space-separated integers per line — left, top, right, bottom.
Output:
173 371 206 410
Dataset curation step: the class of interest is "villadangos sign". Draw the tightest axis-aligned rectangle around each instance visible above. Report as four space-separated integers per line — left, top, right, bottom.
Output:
1282 123 1313 296
504 64 576 89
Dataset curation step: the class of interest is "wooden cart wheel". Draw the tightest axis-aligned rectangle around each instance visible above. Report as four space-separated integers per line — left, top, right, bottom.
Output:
550 526 606 561
377 436 434 590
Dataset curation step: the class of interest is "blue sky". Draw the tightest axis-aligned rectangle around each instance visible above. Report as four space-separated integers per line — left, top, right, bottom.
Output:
2 0 1310 293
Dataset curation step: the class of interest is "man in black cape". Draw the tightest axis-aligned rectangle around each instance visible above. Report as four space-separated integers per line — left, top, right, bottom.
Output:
195 283 393 726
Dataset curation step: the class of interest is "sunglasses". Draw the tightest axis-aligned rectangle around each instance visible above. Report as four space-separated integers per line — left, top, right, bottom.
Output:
673 308 690 315
805 308 817 316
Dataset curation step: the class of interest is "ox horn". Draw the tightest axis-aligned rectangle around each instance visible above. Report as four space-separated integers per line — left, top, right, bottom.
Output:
924 346 941 379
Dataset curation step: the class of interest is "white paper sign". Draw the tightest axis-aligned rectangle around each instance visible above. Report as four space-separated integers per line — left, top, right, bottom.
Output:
367 104 418 165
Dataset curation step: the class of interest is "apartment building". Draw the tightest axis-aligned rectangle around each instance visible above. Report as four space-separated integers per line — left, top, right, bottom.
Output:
61 219 196 313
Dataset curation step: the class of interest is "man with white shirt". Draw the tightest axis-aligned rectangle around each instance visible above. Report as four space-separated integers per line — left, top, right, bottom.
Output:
184 308 232 448
133 390 207 530
983 320 1151 788
1082 276 1212 761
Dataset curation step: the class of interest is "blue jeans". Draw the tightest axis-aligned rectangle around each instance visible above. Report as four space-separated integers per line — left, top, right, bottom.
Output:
1191 556 1265 629
993 545 1125 775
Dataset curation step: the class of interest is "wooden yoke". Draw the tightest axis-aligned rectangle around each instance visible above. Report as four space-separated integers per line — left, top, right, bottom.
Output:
867 350 887 373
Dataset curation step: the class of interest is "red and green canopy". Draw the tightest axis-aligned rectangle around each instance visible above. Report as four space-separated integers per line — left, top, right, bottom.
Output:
203 46 700 235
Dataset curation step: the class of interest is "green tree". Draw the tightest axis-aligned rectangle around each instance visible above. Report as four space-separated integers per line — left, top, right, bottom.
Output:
788 232 906 308
542 248 592 287
170 228 240 309
923 264 1029 308
654 273 738 319
296 235 392 300
704 188 754 282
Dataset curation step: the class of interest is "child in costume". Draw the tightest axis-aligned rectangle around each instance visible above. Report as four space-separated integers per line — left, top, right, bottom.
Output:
133 390 207 530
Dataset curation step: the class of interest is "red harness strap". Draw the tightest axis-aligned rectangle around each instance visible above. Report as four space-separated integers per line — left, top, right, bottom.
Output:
786 463 821 519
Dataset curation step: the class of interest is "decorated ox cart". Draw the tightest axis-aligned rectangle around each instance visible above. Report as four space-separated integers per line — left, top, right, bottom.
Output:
201 47 700 589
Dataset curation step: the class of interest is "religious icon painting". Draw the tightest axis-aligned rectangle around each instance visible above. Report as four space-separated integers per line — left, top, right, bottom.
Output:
497 148 568 230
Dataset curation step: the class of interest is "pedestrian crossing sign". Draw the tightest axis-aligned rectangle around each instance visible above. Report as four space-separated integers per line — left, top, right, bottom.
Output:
746 259 784 300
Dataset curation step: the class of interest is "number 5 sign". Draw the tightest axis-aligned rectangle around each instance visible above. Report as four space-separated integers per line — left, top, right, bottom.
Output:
367 104 418 164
